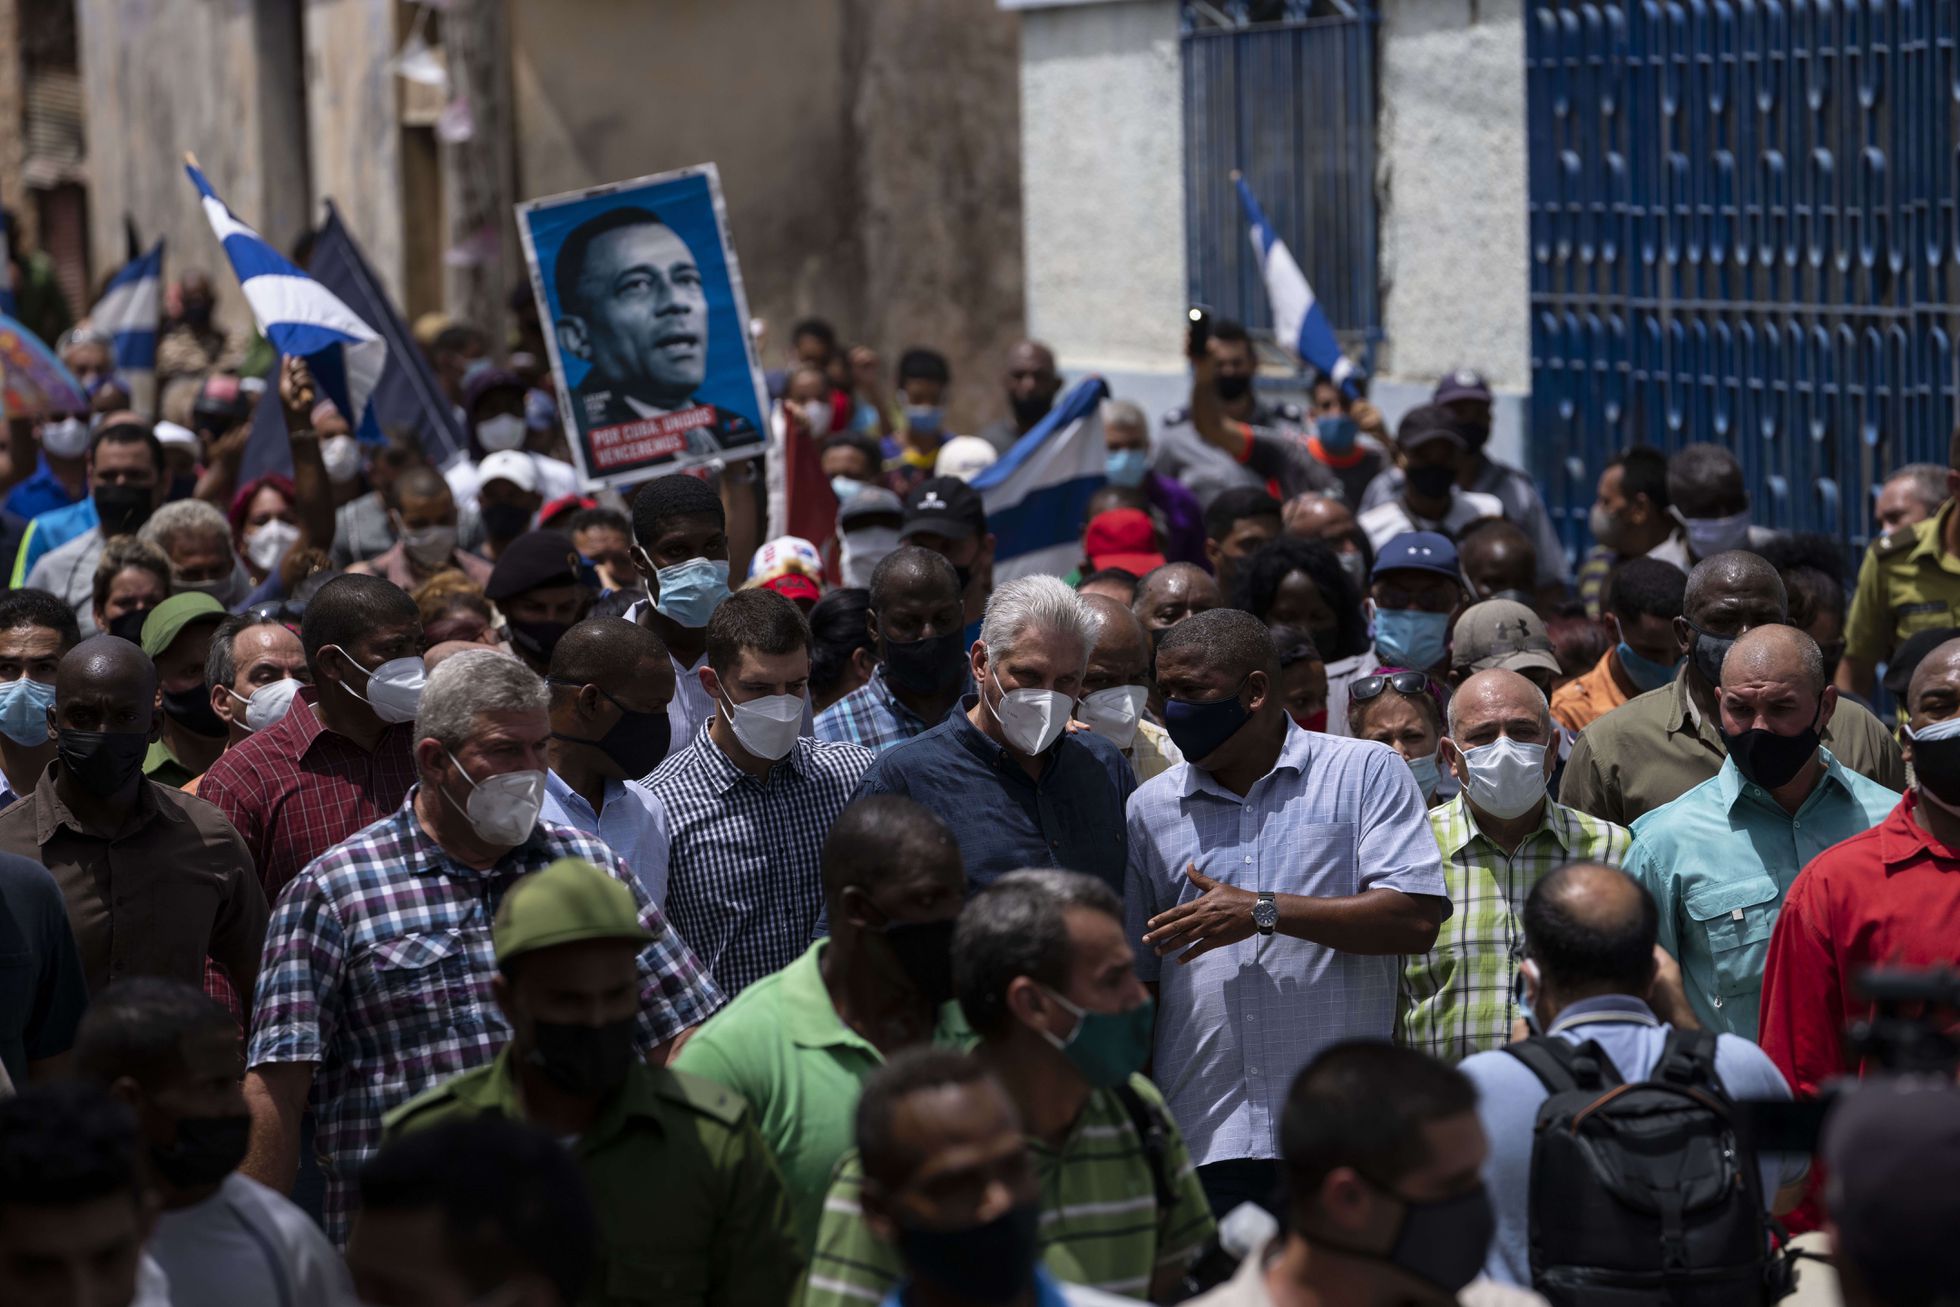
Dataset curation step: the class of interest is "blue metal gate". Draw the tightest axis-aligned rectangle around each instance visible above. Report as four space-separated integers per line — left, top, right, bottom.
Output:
1527 0 1960 563
1182 2 1383 374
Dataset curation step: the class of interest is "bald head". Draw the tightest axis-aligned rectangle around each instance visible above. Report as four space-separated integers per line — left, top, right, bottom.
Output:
1283 494 1352 539
1082 593 1151 689
1721 624 1826 696
1459 521 1537 599
1446 668 1552 740
54 636 158 742
1908 637 1960 720
1522 862 1659 1001
1133 562 1223 633
549 616 670 688
1682 550 1786 626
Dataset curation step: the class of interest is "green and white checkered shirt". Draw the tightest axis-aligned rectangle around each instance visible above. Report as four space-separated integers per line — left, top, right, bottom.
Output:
1399 794 1630 1064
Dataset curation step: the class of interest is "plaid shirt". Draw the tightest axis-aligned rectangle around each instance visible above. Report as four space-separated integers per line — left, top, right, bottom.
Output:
247 789 725 1245
1399 793 1630 1063
642 722 874 996
814 666 945 753
199 687 419 899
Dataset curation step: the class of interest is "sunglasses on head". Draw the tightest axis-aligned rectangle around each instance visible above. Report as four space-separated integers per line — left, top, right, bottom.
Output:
1350 671 1433 704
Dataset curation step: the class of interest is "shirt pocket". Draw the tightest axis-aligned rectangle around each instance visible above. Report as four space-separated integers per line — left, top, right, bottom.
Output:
364 929 483 1043
1682 877 1782 1008
1262 821 1357 896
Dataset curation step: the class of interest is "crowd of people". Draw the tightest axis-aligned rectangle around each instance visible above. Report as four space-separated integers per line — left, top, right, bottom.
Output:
0 274 1955 1307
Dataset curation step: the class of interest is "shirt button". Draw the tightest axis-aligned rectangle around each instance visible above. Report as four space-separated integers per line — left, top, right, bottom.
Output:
1243 856 1252 864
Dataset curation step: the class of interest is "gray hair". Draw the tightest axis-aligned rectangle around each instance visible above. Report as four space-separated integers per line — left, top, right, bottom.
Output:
978 574 1092 669
953 869 1124 1039
415 648 548 752
1886 462 1949 516
138 499 229 559
1101 399 1148 439
205 612 292 690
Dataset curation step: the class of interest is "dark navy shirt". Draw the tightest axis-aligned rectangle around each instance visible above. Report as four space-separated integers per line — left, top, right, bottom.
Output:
0 850 87 1083
853 696 1135 895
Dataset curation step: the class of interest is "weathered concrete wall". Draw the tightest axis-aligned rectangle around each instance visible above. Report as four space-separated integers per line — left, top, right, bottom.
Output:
77 0 308 332
304 0 402 308
1376 0 1528 391
508 0 1022 429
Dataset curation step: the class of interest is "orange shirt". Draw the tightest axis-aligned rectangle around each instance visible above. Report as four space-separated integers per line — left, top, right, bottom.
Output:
1550 648 1630 733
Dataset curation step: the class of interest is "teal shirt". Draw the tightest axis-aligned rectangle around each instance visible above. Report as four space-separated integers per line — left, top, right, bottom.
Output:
1623 750 1897 1040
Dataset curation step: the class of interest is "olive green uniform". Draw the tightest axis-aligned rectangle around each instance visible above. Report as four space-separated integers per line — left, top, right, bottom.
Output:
1847 501 1960 667
385 1048 801 1307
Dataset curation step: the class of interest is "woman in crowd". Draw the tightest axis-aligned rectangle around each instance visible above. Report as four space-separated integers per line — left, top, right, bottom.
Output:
809 587 876 715
231 473 303 588
1236 536 1371 663
91 537 173 645
1347 665 1451 806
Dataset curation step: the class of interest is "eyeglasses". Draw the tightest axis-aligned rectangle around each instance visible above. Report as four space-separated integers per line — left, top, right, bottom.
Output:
1350 671 1434 704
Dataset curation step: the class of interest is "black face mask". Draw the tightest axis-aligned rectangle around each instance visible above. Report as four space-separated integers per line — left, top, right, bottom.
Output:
1010 394 1052 429
879 916 958 1006
162 684 228 739
897 1201 1041 1305
1721 710 1822 791
525 1016 638 1097
1405 463 1458 501
552 685 672 779
1310 1179 1496 1296
882 627 968 698
57 728 150 797
1685 621 1736 687
151 1111 251 1189
107 608 150 645
1909 725 1960 806
1212 373 1253 403
94 484 155 537
480 501 533 541
508 619 574 663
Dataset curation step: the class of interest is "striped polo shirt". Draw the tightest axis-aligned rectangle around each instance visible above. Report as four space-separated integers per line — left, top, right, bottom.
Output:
801 1074 1216 1305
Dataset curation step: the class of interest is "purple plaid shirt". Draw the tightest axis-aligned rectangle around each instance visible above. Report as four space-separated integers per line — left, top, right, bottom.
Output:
246 788 724 1245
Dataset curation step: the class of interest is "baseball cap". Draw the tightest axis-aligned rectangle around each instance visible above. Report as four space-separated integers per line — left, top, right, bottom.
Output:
1433 369 1493 406
153 420 199 450
840 486 904 531
1372 531 1462 584
1396 404 1466 453
484 529 578 601
139 592 227 659
934 436 999 482
1450 599 1561 676
477 450 538 495
493 857 653 967
760 572 823 606
1823 1080 1960 1304
1084 508 1166 576
901 476 986 543
1884 626 1960 698
749 536 823 583
462 367 527 417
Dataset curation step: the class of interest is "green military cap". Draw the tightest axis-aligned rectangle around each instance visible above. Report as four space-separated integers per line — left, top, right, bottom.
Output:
139 592 227 659
494 857 653 966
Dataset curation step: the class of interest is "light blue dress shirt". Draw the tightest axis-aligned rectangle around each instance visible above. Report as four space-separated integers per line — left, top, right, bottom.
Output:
541 770 672 907
1622 749 1898 1040
1123 725 1448 1167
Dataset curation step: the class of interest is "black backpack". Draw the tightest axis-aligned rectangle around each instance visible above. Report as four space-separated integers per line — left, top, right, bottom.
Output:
1506 1027 1794 1306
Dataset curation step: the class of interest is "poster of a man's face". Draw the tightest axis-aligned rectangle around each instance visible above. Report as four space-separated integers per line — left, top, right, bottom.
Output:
518 165 765 488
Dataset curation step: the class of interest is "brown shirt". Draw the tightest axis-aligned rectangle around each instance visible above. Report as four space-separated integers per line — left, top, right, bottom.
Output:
0 766 268 999
1559 666 1907 827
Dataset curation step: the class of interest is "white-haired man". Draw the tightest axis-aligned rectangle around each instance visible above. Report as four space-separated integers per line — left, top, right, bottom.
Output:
854 573 1136 894
139 498 251 608
240 649 723 1247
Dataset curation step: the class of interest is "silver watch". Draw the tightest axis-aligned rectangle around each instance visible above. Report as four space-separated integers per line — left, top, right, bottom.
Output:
1253 891 1278 936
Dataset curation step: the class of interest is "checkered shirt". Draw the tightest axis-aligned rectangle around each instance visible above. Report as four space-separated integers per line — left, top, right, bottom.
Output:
814 666 939 753
199 687 419 899
642 721 874 996
246 789 725 1245
1399 793 1630 1064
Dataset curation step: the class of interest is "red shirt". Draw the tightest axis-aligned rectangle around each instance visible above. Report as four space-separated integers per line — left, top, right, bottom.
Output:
1758 791 1960 1229
198 687 418 901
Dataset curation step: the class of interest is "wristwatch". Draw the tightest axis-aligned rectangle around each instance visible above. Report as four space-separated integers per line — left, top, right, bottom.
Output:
1253 892 1278 937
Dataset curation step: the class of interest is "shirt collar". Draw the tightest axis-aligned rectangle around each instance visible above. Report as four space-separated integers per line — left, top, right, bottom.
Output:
1715 748 1852 817
1551 993 1659 1025
1441 792 1574 857
543 768 593 817
1179 717 1311 801
33 761 176 844
395 785 553 880
463 1048 671 1143
782 940 867 1051
1879 790 1960 869
685 716 808 794
1907 499 1956 565
869 666 927 731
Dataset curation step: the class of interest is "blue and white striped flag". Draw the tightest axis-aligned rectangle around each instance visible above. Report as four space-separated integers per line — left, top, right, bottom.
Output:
185 159 386 438
89 241 163 415
970 376 1110 581
1234 174 1359 396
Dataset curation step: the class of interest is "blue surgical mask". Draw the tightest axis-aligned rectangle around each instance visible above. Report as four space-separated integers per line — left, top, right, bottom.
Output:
1406 750 1441 798
1372 607 1451 671
1316 415 1359 455
653 558 732 629
1105 448 1149 488
0 677 54 748
831 475 869 504
905 405 944 437
1614 633 1680 694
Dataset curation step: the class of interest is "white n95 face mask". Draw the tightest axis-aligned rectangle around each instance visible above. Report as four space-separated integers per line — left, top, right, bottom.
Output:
320 434 362 485
331 648 427 724
476 414 527 452
1078 685 1147 750
228 677 303 733
986 669 1072 756
1454 735 1549 820
721 691 804 762
246 518 301 573
444 749 546 846
41 416 89 459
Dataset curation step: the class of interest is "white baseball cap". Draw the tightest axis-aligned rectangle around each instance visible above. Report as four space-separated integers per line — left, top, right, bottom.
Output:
477 449 538 494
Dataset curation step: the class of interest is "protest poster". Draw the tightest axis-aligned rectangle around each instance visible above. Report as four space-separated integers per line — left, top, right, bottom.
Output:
516 163 767 488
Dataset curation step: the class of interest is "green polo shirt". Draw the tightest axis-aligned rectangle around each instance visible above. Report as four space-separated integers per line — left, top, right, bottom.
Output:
800 1074 1216 1307
143 738 197 789
385 1049 800 1306
672 939 970 1252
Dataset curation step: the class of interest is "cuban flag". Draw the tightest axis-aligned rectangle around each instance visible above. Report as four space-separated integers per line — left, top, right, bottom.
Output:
1234 173 1359 396
185 159 386 439
971 375 1109 581
88 242 163 414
